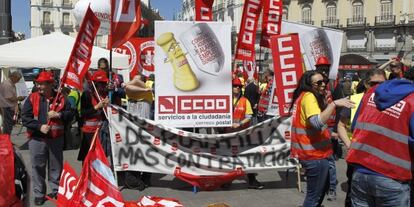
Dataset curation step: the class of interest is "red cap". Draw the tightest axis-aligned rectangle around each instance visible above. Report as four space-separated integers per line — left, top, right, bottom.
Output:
232 78 242 87
92 70 109 83
315 56 331 66
35 71 54 83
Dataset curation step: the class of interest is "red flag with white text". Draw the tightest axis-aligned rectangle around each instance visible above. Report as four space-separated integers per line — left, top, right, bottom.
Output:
235 0 263 61
260 0 283 48
57 162 79 207
113 37 155 79
195 0 215 21
61 6 100 91
270 34 303 116
68 135 124 206
110 0 142 49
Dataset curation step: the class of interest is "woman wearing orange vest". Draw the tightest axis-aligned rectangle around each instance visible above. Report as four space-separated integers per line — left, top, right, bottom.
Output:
290 70 354 207
77 70 110 161
229 78 264 189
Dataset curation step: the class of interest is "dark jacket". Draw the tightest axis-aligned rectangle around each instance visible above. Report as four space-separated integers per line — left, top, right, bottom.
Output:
22 92 73 138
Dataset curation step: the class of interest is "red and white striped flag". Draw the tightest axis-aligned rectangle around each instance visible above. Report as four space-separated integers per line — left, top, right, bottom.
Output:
109 0 142 49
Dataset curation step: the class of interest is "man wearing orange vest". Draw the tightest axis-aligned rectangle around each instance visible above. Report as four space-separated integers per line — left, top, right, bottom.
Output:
21 71 73 205
346 73 414 206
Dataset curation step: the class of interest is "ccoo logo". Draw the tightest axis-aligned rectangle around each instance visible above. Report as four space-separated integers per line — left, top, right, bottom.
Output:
158 96 176 114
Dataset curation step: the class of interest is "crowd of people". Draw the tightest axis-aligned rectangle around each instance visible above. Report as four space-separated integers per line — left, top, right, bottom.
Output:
1 55 414 206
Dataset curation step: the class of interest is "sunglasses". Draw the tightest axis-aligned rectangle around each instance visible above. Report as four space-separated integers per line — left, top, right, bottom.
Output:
368 81 383 87
313 80 328 86
390 64 400 68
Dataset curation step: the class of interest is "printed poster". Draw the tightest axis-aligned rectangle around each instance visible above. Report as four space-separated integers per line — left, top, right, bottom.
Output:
154 21 232 128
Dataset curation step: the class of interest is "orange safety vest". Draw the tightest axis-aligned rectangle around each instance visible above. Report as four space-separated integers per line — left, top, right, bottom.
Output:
233 97 249 127
28 92 65 139
290 93 333 160
81 93 105 133
346 89 414 182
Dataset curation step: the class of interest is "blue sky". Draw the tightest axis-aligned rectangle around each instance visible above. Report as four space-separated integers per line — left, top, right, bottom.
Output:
11 0 182 38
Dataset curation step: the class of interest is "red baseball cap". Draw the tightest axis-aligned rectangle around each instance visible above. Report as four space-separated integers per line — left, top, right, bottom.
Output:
35 71 54 83
92 70 109 83
232 78 242 87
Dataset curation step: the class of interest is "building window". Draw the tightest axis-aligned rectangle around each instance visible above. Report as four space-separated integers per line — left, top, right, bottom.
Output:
301 4 312 24
326 3 337 21
43 11 51 24
380 0 392 17
282 6 288 20
63 0 71 4
62 13 70 25
352 0 364 21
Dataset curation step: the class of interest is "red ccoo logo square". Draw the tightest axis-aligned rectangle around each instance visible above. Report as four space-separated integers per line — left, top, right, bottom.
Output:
158 96 176 114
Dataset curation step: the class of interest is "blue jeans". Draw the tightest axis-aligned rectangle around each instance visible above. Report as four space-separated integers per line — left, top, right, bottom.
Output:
351 171 410 207
300 158 330 207
327 155 337 192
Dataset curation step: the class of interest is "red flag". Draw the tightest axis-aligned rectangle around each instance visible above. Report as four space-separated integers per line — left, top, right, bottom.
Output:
260 0 283 48
56 162 79 207
235 0 263 61
195 0 214 21
69 134 124 206
61 6 100 91
270 34 303 116
113 37 154 79
110 0 142 49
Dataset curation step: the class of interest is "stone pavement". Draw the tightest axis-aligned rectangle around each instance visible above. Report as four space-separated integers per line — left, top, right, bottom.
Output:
10 125 348 207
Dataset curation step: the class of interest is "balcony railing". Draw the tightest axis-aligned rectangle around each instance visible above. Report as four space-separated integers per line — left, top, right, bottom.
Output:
375 45 396 52
61 22 73 30
61 1 72 9
347 47 366 52
41 21 54 29
375 15 395 26
42 0 53 6
321 19 339 28
347 17 366 27
301 20 314 25
407 14 414 24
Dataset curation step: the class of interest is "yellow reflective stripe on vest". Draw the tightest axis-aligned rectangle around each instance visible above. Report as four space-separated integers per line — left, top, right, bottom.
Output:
355 122 409 144
350 142 411 170
291 139 331 151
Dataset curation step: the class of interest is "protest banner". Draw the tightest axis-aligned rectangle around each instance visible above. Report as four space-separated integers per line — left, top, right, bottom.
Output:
195 0 214 21
260 0 283 48
62 6 100 91
113 37 154 79
270 34 303 116
281 20 343 80
109 0 142 49
154 21 232 128
109 105 295 179
235 0 263 61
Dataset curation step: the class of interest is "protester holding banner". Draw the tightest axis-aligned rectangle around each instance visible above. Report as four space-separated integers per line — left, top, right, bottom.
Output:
346 68 414 207
0 71 23 135
96 58 125 105
227 78 264 189
78 70 110 162
124 73 154 189
21 71 73 205
290 70 354 207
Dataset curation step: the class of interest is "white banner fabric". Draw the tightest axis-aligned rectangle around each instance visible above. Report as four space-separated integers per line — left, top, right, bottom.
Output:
109 106 296 176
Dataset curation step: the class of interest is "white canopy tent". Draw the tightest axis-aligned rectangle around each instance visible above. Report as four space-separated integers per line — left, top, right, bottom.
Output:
0 32 129 69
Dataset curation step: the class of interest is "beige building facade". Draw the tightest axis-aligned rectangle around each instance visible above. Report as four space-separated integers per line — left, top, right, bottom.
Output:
181 0 414 67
